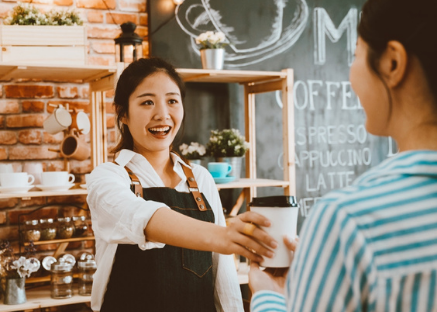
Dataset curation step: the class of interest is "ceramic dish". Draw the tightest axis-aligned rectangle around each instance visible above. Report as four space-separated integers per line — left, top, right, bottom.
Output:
36 183 75 192
213 176 236 184
0 185 34 194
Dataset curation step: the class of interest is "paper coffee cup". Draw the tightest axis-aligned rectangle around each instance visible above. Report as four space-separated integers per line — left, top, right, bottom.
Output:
249 196 299 268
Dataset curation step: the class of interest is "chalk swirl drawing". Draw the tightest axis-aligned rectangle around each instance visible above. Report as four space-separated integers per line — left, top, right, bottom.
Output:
175 0 309 68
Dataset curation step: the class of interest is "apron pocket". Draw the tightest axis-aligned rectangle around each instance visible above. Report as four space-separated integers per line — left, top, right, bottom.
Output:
182 248 212 277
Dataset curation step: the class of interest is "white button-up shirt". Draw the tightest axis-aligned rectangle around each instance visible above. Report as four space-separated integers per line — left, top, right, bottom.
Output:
87 149 243 312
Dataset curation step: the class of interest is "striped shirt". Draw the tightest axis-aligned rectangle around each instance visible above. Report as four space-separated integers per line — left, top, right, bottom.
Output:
251 150 437 312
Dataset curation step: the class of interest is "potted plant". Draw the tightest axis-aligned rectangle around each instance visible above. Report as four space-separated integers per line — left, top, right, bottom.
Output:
0 241 40 305
206 129 250 180
1 2 86 65
195 31 228 70
179 142 206 166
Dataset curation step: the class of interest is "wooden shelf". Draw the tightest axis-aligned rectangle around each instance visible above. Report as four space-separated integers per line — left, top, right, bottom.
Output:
0 286 91 312
216 178 290 190
23 236 95 246
177 68 286 84
0 188 87 199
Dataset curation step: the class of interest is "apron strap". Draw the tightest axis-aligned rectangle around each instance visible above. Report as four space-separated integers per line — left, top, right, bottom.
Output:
113 160 207 211
181 165 207 212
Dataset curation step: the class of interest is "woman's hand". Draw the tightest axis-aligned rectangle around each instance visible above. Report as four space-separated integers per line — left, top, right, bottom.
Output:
213 211 278 262
248 236 299 294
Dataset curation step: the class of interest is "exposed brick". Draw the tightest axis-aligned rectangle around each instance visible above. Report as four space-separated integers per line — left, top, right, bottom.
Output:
47 101 90 113
0 100 20 114
105 12 137 25
57 86 79 99
105 89 115 98
87 10 104 23
46 161 65 172
106 115 115 128
139 13 148 26
108 129 117 142
19 0 52 4
5 85 54 99
119 0 146 12
6 114 45 128
0 212 6 225
18 129 42 145
0 131 17 145
70 160 92 174
47 195 87 205
0 148 6 160
0 227 18 241
20 197 46 207
88 55 115 66
9 146 58 160
0 116 4 129
106 102 115 114
91 41 115 54
43 132 64 144
22 101 45 113
136 26 148 38
0 3 14 19
9 207 58 224
54 0 73 5
80 86 89 99
0 198 18 209
87 25 121 39
142 41 149 58
77 0 115 9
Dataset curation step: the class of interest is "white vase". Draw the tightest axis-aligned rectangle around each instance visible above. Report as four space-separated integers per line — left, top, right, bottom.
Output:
200 49 225 70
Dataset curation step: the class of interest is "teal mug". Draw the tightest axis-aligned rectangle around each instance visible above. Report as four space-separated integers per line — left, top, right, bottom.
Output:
208 162 232 178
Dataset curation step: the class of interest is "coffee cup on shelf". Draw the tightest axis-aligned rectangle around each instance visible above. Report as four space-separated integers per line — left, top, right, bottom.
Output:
249 196 300 268
43 105 72 134
208 162 232 178
41 171 75 186
0 172 35 187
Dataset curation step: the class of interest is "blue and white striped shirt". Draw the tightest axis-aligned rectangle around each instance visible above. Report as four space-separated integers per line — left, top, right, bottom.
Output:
251 150 437 312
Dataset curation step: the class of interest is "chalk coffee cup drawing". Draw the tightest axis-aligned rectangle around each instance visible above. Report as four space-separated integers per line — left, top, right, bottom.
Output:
43 105 72 134
0 172 35 187
41 171 75 186
208 162 232 178
249 196 299 268
60 130 90 161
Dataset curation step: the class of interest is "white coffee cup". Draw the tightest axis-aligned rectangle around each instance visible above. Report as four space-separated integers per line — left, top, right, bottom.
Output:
43 105 72 134
0 172 35 187
0 164 13 174
249 196 299 268
23 163 43 185
41 171 75 186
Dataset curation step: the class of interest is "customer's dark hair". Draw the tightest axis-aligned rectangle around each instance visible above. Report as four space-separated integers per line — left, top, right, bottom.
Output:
358 0 437 101
112 57 186 153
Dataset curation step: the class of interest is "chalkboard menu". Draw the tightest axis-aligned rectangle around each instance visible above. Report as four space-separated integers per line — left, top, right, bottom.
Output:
148 0 396 230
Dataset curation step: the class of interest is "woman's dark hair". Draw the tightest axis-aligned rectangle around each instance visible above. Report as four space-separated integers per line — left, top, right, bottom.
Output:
358 0 437 101
112 57 186 153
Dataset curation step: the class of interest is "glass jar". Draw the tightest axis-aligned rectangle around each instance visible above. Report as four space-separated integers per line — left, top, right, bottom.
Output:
72 216 88 237
56 217 74 239
23 220 41 242
39 218 57 240
77 253 96 296
50 259 74 299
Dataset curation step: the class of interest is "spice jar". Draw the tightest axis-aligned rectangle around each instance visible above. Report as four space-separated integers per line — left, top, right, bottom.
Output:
77 252 96 296
57 217 74 239
23 220 41 242
50 258 74 299
72 216 88 237
39 218 57 240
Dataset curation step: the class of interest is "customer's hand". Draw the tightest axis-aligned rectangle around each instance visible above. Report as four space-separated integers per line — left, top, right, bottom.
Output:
214 211 278 263
249 236 298 294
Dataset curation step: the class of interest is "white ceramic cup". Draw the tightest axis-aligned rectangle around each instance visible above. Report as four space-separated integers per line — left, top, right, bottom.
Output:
0 164 13 174
43 106 72 134
23 163 43 185
41 171 75 186
0 172 35 187
249 196 300 268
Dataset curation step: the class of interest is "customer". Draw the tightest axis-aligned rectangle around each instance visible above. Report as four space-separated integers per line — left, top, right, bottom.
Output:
249 0 437 311
87 57 277 312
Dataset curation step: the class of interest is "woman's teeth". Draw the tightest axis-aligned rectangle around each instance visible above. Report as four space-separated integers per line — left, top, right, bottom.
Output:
149 126 171 135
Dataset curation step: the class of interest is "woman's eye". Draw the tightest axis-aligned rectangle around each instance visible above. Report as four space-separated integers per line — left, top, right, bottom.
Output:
141 100 154 106
168 99 179 104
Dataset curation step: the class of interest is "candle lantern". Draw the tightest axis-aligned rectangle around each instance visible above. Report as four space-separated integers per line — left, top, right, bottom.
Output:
114 22 143 63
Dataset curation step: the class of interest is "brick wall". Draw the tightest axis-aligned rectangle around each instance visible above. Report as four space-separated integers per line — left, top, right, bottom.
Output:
0 0 148 260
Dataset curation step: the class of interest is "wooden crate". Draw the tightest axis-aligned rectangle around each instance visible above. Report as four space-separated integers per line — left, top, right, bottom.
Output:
0 25 87 65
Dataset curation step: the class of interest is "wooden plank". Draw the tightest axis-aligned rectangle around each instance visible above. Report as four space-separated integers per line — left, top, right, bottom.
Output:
244 84 257 205
246 79 283 94
0 25 86 46
1 46 85 65
0 188 87 199
215 178 290 190
177 68 286 84
24 236 95 246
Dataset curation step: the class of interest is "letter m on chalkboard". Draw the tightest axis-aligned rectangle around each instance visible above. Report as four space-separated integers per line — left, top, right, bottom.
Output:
314 8 358 66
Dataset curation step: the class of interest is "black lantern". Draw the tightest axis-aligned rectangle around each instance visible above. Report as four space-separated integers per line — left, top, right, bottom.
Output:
114 22 143 63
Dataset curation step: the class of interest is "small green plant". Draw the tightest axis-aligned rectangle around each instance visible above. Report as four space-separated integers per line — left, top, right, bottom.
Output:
206 129 250 157
195 31 228 50
4 2 83 26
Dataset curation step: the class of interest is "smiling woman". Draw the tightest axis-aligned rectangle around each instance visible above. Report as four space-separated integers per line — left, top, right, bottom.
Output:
86 58 278 312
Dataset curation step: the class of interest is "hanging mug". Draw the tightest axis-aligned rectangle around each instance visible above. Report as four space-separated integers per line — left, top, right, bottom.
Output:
60 130 90 161
43 105 72 134
70 110 91 135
